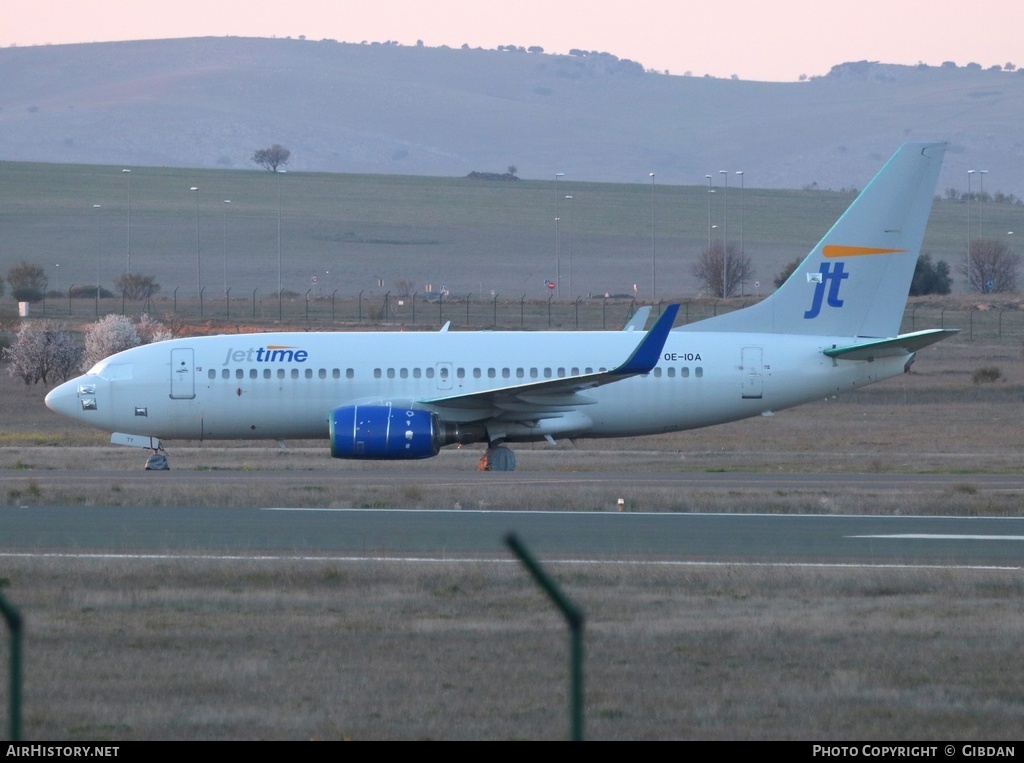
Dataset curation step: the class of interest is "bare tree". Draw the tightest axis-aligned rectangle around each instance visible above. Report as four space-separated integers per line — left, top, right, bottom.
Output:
252 144 291 172
692 241 755 297
959 238 1020 294
7 261 48 302
115 272 161 301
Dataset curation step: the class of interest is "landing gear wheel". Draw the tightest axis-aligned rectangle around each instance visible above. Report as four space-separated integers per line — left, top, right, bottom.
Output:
479 444 516 472
144 451 169 471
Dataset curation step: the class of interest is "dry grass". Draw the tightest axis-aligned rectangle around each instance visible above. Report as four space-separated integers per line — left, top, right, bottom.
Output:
2 557 1021 740
3 336 1024 739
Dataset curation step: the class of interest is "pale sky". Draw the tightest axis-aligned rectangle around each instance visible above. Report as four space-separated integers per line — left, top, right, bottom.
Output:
1 0 1020 82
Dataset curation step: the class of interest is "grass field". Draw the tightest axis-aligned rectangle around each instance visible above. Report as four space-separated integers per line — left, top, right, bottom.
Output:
3 558 1022 740
2 160 1020 305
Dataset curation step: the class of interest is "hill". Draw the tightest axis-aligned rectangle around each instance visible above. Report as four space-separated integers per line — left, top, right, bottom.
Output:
0 38 1022 196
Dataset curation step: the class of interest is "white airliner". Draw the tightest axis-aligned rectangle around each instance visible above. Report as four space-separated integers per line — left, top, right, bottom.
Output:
46 142 954 471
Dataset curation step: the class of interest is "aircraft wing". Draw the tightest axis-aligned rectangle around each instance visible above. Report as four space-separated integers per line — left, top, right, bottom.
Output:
418 304 679 415
823 328 958 361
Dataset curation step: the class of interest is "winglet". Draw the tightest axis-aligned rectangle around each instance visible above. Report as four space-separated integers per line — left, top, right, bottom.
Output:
614 303 679 375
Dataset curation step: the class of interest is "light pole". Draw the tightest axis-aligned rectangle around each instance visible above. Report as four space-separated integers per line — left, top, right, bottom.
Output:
222 200 231 297
277 170 286 306
736 171 744 295
705 175 713 249
649 172 656 300
190 187 201 298
555 173 564 298
978 169 988 239
967 170 975 292
92 204 102 313
720 170 729 297
122 169 131 275
565 195 573 297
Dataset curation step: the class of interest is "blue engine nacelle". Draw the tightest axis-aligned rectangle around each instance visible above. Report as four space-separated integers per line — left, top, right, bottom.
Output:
330 404 442 460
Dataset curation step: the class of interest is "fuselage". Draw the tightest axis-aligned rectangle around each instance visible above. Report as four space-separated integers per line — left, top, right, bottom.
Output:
45 327 911 446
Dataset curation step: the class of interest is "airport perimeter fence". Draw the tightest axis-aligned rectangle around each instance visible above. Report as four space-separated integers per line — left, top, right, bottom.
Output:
11 290 1024 343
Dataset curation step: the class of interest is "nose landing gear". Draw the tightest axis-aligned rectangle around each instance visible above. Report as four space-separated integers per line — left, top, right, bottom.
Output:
144 448 170 471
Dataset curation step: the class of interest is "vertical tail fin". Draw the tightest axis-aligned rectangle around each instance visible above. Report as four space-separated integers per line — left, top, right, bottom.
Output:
683 142 946 338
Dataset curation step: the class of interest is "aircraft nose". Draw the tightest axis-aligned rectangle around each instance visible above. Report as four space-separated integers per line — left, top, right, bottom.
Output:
45 376 97 421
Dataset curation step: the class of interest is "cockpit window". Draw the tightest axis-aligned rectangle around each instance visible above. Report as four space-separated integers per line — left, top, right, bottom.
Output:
97 363 133 381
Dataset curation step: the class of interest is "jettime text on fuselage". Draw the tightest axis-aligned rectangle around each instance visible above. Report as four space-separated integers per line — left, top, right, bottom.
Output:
222 346 309 365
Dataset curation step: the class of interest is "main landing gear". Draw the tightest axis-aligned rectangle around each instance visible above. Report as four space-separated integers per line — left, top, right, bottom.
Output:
478 443 517 472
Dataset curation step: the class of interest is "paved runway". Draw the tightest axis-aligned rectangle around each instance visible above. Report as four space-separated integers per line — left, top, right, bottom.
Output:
4 468 1024 492
3 504 1023 568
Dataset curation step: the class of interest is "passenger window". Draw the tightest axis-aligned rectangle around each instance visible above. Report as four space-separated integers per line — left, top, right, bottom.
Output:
291 369 299 379
235 369 244 379
413 368 422 379
346 369 354 379
516 368 524 378
473 368 481 378
681 367 690 378
278 369 286 379
667 367 675 378
319 368 327 379
488 368 496 378
374 369 382 379
249 369 258 379
263 369 272 379
544 368 552 378
653 368 662 377
222 369 230 379
400 368 408 379
502 368 510 378
332 369 340 379
305 368 313 379
426 368 435 379
695 367 703 378
208 369 216 380
457 368 465 379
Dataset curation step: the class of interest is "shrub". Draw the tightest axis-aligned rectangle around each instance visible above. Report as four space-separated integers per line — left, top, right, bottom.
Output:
971 366 1002 384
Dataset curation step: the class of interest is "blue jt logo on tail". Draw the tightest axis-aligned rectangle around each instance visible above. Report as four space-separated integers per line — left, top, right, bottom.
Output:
804 262 849 319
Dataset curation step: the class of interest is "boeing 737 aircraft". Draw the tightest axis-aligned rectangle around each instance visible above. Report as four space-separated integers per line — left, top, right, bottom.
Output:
46 142 954 471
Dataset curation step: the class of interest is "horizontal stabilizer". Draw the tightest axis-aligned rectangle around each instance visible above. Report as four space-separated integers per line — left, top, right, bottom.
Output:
823 329 958 361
